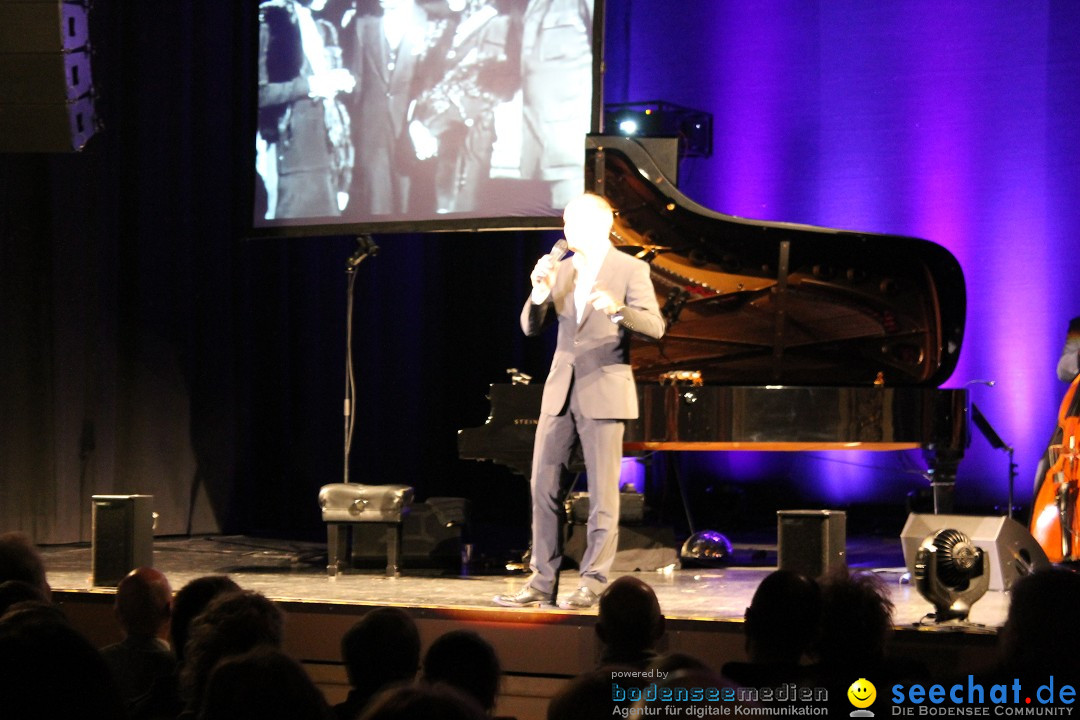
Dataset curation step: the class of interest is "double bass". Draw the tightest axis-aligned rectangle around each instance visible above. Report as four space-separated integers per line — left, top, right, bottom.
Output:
1030 373 1080 561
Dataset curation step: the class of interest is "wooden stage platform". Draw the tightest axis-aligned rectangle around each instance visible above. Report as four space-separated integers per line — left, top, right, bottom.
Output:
41 535 1007 720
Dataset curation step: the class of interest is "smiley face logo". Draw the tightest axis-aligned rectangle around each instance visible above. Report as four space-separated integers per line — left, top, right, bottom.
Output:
847 678 876 709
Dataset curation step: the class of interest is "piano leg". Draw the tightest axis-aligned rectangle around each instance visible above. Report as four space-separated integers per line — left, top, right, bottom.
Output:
924 447 963 514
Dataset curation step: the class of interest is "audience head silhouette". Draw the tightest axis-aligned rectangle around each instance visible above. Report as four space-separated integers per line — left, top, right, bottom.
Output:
422 629 501 712
336 607 421 719
999 567 1080 678
815 569 894 668
547 667 633 720
650 651 711 677
114 566 172 639
0 579 49 618
200 645 334 720
170 573 240 663
744 569 821 664
181 589 284 715
596 576 665 667
359 684 487 720
0 531 50 600
0 600 125 719
343 606 420 689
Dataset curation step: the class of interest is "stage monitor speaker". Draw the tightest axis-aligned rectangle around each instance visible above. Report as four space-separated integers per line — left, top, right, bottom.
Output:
0 0 97 152
564 490 646 525
900 513 1050 592
91 494 154 587
777 510 847 578
563 524 678 572
350 498 469 569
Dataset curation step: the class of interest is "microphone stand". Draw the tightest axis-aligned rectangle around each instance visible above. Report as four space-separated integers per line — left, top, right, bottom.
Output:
343 235 379 484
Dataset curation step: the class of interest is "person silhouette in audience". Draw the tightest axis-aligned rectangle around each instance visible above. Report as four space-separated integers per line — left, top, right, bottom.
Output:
0 531 51 600
811 569 926 714
335 607 421 720
0 601 126 719
721 569 821 687
547 666 660 720
0 579 49 617
997 567 1080 682
547 669 622 720
595 576 666 669
648 651 711 677
128 574 241 720
170 574 241 664
100 567 177 708
814 569 892 671
421 629 502 716
200 645 334 720
360 684 488 720
179 589 285 718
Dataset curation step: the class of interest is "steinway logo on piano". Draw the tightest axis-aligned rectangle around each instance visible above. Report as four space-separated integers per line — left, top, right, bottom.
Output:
513 418 539 425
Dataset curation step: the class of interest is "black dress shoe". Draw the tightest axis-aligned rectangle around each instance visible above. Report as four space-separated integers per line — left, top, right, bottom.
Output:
492 585 553 608
557 586 599 610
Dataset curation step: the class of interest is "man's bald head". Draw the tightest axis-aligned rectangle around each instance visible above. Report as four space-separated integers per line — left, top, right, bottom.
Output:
115 567 172 638
563 192 615 256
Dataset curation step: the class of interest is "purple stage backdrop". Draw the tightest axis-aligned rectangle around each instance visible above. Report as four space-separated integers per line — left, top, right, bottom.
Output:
604 1 1080 509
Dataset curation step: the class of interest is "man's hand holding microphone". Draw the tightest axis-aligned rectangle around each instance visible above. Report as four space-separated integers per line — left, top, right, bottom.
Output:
530 239 568 304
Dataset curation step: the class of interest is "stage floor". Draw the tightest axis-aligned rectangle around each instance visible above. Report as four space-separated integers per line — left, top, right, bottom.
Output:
39 534 1010 627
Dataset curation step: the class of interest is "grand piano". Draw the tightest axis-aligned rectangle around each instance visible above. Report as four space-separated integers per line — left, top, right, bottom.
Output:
459 135 968 512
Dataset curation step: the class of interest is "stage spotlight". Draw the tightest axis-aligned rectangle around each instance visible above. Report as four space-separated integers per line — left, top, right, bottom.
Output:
618 118 640 135
679 530 733 567
913 528 989 623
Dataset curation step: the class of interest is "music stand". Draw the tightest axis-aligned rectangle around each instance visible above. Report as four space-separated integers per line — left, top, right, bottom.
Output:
971 402 1018 519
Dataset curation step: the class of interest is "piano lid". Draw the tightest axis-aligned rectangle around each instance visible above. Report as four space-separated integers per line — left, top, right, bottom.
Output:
586 135 966 388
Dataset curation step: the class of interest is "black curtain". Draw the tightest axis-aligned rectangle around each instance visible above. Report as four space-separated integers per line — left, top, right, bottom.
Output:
0 2 556 547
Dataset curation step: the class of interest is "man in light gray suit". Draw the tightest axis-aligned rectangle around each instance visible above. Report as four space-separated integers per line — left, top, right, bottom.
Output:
494 193 665 610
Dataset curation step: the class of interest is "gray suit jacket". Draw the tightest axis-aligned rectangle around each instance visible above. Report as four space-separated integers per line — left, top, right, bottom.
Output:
521 248 665 419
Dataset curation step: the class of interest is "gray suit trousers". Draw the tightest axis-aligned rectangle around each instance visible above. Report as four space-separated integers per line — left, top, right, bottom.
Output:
528 382 623 596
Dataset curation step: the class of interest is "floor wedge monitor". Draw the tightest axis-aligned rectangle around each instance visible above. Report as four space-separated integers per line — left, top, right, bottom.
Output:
901 513 1049 592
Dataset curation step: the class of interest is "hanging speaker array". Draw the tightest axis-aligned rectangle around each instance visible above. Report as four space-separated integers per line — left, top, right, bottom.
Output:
0 0 97 152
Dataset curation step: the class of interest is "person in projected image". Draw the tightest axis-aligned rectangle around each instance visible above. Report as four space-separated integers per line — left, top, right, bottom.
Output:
407 0 521 215
494 192 665 610
257 0 356 220
520 0 594 210
344 0 432 217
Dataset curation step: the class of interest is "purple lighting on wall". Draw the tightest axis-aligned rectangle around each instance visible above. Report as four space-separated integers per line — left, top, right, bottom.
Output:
607 0 1080 510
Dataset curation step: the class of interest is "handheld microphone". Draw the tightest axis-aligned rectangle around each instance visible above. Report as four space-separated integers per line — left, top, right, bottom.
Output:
548 238 568 262
531 239 568 291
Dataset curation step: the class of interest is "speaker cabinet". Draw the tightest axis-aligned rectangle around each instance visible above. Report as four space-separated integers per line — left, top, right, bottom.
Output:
777 510 847 578
0 0 97 152
91 495 154 587
900 513 1050 592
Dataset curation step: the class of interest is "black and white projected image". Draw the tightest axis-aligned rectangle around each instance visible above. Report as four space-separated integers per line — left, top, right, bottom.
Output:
254 0 595 230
